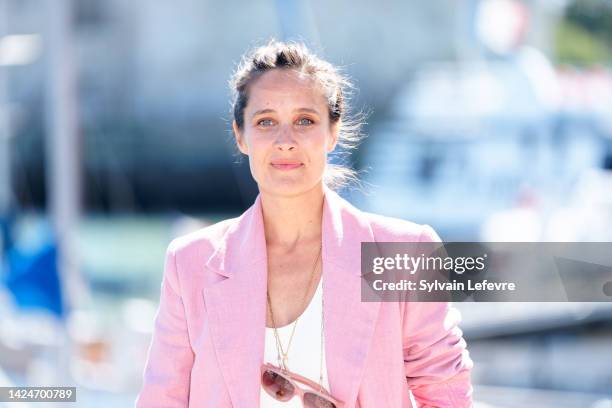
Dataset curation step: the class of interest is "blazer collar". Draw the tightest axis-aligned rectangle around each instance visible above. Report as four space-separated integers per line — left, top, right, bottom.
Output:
204 185 365 278
202 185 381 407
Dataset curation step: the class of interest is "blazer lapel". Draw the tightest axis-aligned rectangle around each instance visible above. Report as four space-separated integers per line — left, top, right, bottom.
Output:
322 186 382 407
202 195 268 407
202 187 381 407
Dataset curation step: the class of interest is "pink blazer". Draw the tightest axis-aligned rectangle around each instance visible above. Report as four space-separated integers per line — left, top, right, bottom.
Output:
136 186 473 407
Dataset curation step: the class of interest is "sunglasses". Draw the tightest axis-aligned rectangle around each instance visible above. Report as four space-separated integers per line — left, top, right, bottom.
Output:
261 363 344 407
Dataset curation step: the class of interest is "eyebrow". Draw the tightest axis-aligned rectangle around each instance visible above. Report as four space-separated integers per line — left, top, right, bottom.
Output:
251 108 320 118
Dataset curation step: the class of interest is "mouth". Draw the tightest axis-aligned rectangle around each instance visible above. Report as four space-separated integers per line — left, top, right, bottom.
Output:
270 161 303 171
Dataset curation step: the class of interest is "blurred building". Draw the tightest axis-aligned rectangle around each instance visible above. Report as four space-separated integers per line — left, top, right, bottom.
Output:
5 0 569 213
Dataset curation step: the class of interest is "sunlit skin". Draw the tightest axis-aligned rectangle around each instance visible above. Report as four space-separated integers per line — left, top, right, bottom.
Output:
232 68 339 250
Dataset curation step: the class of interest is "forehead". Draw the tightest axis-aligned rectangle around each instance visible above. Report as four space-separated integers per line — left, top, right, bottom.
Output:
246 69 328 111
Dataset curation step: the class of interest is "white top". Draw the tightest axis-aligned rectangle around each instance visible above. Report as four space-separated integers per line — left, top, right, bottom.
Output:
260 276 330 407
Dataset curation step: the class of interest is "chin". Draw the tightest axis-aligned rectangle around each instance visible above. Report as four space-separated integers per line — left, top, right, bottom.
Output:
260 177 321 198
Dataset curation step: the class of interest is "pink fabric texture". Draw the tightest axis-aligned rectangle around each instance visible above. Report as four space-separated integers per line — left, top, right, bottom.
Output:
135 186 473 407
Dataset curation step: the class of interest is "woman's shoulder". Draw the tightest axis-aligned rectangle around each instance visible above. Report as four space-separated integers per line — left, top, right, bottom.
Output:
334 191 442 243
360 210 442 243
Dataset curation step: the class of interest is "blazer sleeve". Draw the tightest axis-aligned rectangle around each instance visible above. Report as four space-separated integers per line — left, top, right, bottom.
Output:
402 225 474 407
135 242 195 407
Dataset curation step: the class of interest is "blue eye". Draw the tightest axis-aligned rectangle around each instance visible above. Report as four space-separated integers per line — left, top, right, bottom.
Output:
258 119 274 127
297 118 314 126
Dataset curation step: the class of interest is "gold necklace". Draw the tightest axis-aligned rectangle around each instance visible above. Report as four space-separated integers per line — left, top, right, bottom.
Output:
266 244 322 371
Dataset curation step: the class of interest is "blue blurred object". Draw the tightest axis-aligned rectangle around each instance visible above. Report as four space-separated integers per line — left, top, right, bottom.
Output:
1 218 64 317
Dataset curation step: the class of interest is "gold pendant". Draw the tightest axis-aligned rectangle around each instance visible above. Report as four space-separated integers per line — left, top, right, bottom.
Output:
282 355 289 370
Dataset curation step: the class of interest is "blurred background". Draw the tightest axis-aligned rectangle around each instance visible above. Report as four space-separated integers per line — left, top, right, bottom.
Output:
1 0 611 406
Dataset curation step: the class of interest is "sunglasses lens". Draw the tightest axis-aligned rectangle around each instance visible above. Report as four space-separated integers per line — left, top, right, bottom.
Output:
304 392 337 408
261 369 295 401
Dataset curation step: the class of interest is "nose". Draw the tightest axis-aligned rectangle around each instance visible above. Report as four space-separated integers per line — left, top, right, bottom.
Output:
274 124 296 151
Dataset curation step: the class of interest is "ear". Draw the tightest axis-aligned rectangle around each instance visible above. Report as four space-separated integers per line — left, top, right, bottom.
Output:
326 121 340 153
232 120 249 155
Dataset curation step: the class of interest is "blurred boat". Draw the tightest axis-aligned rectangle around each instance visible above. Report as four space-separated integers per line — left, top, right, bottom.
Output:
357 61 611 240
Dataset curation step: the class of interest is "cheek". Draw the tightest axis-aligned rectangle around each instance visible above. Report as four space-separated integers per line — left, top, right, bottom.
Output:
242 132 264 153
244 136 272 168
301 143 329 172
309 134 332 159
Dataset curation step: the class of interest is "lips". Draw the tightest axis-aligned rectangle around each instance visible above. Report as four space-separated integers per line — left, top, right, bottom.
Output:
270 160 303 170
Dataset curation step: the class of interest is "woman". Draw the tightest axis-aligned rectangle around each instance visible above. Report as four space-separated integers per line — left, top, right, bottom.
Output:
136 40 473 408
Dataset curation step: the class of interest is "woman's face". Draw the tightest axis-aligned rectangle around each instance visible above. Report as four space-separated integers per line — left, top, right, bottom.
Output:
233 69 339 197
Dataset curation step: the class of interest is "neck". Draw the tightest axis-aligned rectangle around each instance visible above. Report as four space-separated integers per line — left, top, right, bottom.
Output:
260 183 325 250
